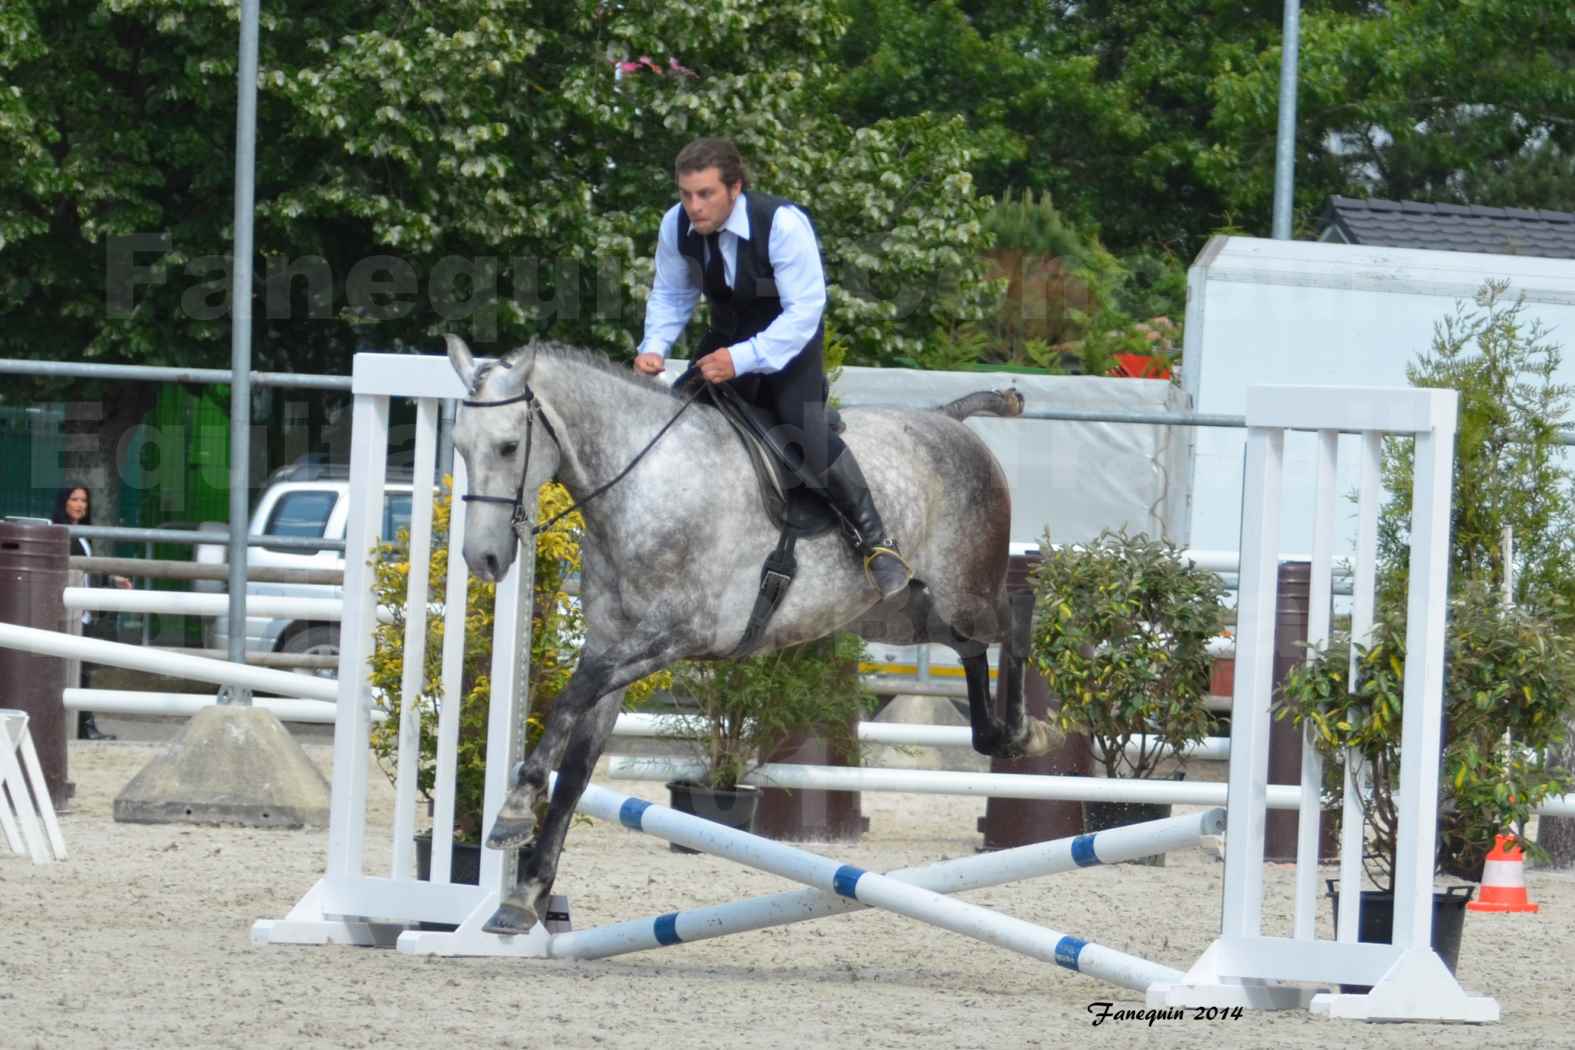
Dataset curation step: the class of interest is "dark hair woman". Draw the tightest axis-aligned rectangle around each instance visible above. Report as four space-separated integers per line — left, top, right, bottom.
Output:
51 483 130 740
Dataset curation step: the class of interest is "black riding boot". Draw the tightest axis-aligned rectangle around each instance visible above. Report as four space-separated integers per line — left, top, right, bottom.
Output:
78 711 115 741
822 450 911 600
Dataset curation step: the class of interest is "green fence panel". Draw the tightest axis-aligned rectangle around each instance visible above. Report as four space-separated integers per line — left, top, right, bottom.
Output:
0 405 67 520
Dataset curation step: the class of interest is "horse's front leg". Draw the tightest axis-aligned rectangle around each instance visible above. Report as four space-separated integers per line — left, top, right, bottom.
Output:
482 643 680 935
478 689 626 938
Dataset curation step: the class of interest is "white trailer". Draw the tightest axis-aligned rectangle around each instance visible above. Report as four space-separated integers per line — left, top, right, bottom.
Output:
1181 235 1575 557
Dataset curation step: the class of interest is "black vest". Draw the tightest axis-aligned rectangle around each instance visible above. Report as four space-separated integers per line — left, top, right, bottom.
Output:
677 192 825 356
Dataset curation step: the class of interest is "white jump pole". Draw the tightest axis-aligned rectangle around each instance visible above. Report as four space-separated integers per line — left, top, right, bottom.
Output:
608 757 1304 809
0 622 338 702
565 782 1186 993
550 806 1225 964
610 712 1233 760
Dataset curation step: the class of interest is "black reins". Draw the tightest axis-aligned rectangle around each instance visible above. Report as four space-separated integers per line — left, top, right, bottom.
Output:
460 379 706 538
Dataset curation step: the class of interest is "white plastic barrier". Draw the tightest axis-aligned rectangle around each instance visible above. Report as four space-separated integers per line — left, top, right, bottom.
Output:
0 710 66 864
61 587 396 624
1147 386 1500 1023
0 623 338 702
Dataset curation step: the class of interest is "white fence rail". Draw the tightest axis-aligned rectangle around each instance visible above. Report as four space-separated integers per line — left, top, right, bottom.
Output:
62 689 369 725
0 622 339 702
61 587 394 624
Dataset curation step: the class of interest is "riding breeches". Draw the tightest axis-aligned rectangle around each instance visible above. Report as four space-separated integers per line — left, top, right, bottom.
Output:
701 332 847 486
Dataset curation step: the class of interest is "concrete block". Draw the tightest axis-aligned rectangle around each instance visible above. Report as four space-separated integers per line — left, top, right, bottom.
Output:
113 704 330 827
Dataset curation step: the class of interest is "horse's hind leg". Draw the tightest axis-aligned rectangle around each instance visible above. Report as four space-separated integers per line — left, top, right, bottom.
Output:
954 640 1005 755
996 589 1060 756
941 589 1060 759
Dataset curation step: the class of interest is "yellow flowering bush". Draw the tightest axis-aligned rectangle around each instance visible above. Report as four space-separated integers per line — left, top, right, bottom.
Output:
368 477 667 842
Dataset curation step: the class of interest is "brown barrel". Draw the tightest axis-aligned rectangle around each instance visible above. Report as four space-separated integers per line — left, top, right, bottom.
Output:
1264 560 1337 861
753 715 868 843
978 551 1090 850
0 521 71 805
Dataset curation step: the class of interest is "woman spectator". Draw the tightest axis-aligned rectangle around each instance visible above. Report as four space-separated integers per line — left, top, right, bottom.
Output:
51 483 131 741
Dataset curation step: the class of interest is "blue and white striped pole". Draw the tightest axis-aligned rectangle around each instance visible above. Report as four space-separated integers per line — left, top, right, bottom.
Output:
562 783 1211 993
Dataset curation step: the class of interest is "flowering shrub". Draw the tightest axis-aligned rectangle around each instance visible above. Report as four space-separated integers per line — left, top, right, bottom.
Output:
368 478 667 842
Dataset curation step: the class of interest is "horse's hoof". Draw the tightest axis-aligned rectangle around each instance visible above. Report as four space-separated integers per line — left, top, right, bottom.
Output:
1020 719 1064 758
482 900 538 935
486 815 535 849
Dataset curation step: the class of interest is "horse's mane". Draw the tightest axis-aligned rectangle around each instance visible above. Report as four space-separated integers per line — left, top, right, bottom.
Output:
477 340 682 402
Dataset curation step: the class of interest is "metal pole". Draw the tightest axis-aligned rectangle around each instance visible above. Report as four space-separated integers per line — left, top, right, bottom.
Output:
1271 0 1302 239
0 359 349 389
223 0 261 703
1503 525 1515 608
436 398 457 484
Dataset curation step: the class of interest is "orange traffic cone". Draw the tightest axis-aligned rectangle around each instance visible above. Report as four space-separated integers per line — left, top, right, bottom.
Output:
1467 834 1540 913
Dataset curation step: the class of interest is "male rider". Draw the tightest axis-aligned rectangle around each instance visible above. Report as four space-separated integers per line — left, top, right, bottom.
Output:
633 137 910 599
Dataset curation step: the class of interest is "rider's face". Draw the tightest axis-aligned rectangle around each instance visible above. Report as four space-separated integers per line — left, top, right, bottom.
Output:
677 166 741 236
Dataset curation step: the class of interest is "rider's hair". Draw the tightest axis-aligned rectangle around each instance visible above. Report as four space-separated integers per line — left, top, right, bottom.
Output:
674 138 750 191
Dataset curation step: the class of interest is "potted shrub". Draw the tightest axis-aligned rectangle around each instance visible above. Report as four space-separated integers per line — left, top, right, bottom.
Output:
368 478 668 880
1280 281 1575 977
1278 583 1574 976
1028 528 1227 862
661 634 876 853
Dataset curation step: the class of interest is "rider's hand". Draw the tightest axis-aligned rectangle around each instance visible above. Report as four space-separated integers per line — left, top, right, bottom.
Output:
632 352 666 376
698 348 736 384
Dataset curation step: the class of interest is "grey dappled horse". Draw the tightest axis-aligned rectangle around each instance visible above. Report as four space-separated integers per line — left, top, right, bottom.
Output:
445 335 1059 934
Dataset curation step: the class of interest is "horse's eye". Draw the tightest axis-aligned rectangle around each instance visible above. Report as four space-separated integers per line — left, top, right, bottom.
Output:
499 441 520 457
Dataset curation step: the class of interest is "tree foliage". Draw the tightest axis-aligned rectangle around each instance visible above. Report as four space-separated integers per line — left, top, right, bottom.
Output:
836 0 1575 258
4 0 1573 381
1377 281 1575 626
1279 584 1575 890
0 0 995 380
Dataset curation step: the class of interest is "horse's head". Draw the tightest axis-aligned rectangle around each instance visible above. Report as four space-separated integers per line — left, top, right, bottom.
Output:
447 334 562 581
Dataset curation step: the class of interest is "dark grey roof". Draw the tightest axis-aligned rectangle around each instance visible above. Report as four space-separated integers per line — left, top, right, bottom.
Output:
1318 196 1575 260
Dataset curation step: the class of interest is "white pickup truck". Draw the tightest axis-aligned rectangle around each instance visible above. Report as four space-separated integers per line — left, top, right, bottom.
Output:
196 461 413 667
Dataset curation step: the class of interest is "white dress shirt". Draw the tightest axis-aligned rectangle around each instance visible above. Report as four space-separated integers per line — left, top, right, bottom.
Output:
637 193 827 376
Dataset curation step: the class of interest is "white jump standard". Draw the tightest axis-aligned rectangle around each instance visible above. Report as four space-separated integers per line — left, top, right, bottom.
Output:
1147 385 1499 1023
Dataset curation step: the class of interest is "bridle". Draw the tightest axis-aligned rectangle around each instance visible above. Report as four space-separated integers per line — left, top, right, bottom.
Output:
459 385 562 538
459 378 706 539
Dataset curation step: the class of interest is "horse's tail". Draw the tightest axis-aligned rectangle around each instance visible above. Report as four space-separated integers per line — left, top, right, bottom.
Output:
938 388 1024 420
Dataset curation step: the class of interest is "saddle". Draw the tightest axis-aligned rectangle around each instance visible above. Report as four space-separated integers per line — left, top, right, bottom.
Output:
675 369 849 657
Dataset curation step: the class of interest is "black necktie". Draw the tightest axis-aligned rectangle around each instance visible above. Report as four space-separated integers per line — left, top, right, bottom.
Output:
704 231 732 302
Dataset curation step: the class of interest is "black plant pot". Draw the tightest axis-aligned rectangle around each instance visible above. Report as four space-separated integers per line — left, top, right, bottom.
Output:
665 781 761 854
1082 799 1174 867
1327 881 1475 994
412 831 534 928
415 831 493 886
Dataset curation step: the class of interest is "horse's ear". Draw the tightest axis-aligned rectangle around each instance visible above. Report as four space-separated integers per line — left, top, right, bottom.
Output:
446 334 479 391
499 343 538 377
